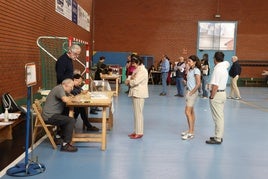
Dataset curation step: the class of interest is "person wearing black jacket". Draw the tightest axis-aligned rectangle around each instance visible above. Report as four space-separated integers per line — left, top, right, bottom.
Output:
94 56 108 80
56 44 81 84
72 74 99 131
228 56 242 100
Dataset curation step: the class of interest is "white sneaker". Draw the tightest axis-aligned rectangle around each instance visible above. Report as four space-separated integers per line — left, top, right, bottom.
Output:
181 131 188 136
181 133 194 140
234 97 241 100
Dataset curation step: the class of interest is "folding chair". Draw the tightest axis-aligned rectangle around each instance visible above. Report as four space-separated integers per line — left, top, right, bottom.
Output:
32 99 57 149
89 76 98 91
148 71 154 85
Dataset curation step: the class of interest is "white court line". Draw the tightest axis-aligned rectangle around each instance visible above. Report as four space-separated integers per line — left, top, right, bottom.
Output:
239 99 268 113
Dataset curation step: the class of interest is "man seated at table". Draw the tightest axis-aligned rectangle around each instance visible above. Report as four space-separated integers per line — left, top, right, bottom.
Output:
72 74 99 131
42 78 78 152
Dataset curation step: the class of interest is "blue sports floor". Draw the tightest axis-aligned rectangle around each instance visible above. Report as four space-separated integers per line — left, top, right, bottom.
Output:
1 85 268 179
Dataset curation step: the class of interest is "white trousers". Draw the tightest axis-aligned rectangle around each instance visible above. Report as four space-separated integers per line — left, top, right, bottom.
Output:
230 75 241 98
132 97 145 135
209 92 226 140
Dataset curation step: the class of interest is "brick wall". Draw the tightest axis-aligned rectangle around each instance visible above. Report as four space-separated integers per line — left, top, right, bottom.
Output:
94 0 268 78
0 0 92 100
1 0 268 102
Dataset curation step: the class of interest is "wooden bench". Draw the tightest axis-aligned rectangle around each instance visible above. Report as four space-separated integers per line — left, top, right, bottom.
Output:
239 60 268 87
0 115 24 140
239 60 268 67
240 78 267 86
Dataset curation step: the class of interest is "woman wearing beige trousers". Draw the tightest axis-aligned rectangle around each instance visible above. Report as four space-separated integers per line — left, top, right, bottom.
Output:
125 54 149 139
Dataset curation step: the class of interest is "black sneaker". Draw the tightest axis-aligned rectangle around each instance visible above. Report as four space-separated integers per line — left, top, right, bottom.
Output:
54 137 63 145
94 108 102 111
87 126 100 132
206 138 222 145
60 143 78 152
90 110 98 114
209 137 223 142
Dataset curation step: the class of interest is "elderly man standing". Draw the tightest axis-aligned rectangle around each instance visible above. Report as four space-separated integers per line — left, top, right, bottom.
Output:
206 52 230 145
56 44 81 84
228 56 242 100
159 55 170 96
174 56 185 97
42 79 78 152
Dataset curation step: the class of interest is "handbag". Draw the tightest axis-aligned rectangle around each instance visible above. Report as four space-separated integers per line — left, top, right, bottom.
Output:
1 93 26 113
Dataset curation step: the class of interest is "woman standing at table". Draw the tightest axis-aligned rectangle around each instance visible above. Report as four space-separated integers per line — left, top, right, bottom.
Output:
125 55 149 139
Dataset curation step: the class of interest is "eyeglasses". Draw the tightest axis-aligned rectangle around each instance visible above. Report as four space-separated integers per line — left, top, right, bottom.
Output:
72 51 80 57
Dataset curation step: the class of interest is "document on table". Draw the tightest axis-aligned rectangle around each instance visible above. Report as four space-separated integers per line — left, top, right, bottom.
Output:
0 121 13 126
90 92 109 99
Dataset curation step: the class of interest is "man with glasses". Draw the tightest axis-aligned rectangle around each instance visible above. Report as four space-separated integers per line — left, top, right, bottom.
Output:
56 44 81 84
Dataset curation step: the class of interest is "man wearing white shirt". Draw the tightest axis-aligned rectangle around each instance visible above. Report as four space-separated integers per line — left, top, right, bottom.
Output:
206 51 230 144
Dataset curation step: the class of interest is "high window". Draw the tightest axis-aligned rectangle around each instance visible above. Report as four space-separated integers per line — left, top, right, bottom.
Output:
198 22 237 50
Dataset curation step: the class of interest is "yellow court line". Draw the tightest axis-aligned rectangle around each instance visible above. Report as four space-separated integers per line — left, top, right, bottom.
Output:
239 100 268 113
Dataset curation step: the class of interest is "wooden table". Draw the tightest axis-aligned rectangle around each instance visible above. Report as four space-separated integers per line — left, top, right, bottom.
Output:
66 92 113 151
92 80 111 92
151 71 161 85
100 74 121 96
0 116 23 140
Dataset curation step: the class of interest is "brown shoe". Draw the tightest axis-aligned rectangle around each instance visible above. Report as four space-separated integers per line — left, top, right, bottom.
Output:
60 143 78 152
128 132 136 137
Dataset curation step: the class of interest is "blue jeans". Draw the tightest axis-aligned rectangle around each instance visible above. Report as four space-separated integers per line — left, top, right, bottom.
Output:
176 77 184 96
161 72 168 94
202 75 209 97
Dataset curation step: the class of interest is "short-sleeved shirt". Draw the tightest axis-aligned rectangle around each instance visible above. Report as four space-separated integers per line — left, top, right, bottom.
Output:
210 61 230 90
42 85 66 121
186 67 201 90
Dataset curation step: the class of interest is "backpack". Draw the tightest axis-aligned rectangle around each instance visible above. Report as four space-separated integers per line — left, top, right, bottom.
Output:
1 93 26 114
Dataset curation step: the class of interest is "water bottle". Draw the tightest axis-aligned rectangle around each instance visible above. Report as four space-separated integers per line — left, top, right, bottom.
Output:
4 108 9 122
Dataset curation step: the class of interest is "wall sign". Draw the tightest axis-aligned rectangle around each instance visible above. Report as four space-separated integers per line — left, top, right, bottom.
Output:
55 0 90 32
25 63 37 87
